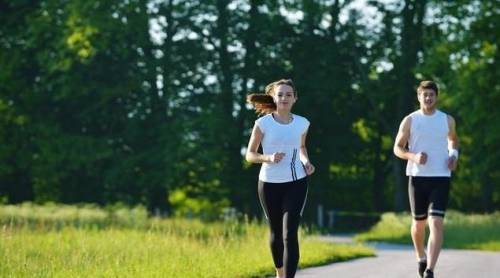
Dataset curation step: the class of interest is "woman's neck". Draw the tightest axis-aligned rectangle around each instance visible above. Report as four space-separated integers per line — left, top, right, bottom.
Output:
273 110 293 124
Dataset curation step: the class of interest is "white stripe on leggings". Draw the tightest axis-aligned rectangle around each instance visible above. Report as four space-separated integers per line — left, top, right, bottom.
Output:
259 193 269 220
300 186 308 216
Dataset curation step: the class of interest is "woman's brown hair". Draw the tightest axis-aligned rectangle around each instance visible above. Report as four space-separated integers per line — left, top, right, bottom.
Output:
246 79 297 114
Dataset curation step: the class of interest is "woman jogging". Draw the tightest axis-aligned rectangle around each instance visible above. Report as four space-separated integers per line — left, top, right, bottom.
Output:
245 79 315 278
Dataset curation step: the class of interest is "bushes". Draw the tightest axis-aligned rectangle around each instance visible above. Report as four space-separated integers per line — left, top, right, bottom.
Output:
0 202 148 229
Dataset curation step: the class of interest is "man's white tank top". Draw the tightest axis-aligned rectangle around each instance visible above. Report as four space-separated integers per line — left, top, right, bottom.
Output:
255 113 310 183
406 109 451 177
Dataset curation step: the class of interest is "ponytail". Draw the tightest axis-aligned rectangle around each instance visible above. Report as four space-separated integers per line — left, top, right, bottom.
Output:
246 94 276 115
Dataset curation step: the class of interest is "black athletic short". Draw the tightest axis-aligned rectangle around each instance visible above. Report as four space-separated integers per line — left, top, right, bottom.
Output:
408 176 451 220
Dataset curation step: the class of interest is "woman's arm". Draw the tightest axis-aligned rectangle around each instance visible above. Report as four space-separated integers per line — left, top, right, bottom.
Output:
299 129 315 175
246 124 284 164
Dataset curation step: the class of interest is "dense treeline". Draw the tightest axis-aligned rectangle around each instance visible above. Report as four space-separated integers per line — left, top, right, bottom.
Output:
1 0 498 219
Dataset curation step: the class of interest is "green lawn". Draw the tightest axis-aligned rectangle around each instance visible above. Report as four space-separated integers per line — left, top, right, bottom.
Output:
355 211 500 251
0 203 373 277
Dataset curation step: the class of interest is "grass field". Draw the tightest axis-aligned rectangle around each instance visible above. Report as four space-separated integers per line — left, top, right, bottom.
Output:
355 211 500 251
0 203 373 277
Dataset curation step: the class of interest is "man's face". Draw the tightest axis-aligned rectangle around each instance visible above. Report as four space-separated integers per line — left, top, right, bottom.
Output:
417 88 437 110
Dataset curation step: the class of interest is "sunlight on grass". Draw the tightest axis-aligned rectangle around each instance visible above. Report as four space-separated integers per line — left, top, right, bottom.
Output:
355 211 500 251
0 204 374 277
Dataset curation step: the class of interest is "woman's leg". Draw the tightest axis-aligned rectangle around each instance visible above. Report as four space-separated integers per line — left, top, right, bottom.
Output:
282 178 308 277
258 181 285 272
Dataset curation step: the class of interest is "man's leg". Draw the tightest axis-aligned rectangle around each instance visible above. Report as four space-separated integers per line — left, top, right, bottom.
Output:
409 177 430 260
426 177 450 272
411 219 427 260
408 176 431 277
427 216 444 270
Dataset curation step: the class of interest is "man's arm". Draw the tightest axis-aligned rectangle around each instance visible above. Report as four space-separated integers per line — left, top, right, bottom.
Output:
393 116 426 164
394 116 413 160
447 115 459 150
447 115 459 170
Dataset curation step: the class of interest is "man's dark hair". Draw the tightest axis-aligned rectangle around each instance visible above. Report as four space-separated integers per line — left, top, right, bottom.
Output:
417 80 439 95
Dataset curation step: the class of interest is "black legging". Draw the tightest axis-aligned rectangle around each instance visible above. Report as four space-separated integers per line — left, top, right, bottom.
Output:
258 177 308 278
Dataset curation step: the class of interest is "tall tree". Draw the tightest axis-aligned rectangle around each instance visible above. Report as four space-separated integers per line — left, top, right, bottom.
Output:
391 0 427 211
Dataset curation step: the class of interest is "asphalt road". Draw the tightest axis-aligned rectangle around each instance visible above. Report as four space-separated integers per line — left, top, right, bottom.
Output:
295 236 500 278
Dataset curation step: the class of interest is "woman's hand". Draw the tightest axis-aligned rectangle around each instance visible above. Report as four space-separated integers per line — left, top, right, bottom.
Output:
269 152 286 163
303 162 315 175
447 156 457 171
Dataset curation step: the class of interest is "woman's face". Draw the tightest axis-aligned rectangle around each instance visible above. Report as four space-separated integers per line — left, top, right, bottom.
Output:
272 84 296 110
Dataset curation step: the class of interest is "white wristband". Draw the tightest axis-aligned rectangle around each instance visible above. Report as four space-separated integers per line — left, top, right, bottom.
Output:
448 149 459 159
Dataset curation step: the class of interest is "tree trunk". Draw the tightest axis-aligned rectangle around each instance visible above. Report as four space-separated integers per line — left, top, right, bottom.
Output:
372 129 385 211
238 0 259 214
215 0 244 205
393 0 427 211
481 171 493 212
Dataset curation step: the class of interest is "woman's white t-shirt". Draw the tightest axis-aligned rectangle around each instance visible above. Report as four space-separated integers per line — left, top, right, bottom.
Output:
255 113 310 183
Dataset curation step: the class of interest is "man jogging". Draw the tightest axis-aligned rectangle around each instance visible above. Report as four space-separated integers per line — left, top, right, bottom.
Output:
393 80 459 278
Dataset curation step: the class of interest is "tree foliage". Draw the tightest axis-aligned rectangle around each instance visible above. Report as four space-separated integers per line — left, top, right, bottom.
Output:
1 0 498 217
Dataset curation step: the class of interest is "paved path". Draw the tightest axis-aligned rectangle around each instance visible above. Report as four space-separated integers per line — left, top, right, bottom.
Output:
295 235 500 278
